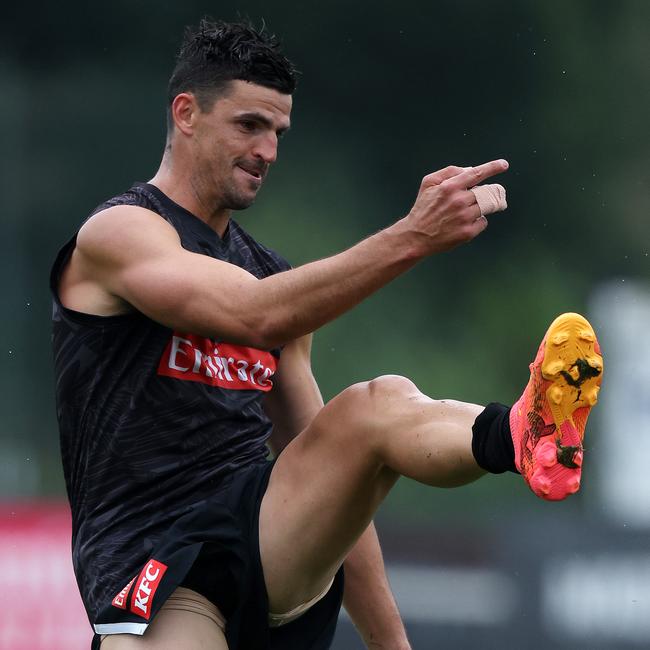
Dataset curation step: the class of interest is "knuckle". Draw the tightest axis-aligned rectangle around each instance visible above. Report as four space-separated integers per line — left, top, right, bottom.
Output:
449 194 466 210
420 174 434 189
439 179 453 195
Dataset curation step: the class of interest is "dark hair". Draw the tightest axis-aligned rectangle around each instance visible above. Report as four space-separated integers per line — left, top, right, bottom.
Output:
166 18 297 133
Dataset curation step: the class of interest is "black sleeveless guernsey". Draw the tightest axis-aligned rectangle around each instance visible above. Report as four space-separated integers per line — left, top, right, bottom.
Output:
50 183 292 624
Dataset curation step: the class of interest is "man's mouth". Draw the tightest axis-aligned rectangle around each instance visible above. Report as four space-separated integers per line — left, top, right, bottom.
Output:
236 163 265 181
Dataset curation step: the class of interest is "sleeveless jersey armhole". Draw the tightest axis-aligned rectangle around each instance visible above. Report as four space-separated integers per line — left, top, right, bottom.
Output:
49 233 138 328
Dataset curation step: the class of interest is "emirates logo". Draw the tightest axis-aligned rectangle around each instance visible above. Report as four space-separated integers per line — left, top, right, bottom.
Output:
157 333 276 392
111 576 136 610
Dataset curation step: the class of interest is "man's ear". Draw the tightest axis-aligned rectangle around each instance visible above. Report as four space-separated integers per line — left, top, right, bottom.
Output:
170 93 199 136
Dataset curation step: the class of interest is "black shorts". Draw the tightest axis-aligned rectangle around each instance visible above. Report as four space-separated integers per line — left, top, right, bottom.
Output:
91 460 344 649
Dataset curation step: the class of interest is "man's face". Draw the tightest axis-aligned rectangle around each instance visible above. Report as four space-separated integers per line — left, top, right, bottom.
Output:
191 80 292 211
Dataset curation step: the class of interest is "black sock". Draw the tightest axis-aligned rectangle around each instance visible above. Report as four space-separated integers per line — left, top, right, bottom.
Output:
471 402 518 474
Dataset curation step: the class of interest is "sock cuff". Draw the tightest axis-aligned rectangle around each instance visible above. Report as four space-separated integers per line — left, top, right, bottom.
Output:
472 402 518 474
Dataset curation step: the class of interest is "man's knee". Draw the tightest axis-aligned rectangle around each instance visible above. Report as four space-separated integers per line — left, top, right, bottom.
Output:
367 374 419 401
322 374 421 448
336 373 418 411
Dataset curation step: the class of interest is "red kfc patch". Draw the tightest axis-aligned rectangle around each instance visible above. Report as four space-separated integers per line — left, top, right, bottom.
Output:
129 559 168 620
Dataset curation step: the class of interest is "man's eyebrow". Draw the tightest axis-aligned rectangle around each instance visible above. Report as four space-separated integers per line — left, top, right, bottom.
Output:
236 111 291 134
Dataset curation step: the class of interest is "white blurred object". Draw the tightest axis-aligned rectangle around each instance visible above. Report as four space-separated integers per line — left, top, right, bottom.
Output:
590 280 650 528
541 553 650 643
341 564 517 626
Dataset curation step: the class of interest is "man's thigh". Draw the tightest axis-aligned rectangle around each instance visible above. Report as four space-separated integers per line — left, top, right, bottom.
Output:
259 380 401 615
100 593 228 650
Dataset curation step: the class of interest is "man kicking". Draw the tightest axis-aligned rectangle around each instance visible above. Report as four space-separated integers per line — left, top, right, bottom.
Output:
50 18 603 650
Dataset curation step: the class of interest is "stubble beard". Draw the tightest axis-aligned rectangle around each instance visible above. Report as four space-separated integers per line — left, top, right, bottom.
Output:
200 165 259 214
221 180 258 211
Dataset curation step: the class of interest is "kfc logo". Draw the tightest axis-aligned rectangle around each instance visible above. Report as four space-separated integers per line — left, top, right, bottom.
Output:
158 333 276 392
129 559 167 620
112 576 136 610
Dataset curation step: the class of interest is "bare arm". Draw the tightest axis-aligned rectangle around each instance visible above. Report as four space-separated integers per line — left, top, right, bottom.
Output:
343 525 410 650
65 160 507 349
264 337 410 649
264 334 322 454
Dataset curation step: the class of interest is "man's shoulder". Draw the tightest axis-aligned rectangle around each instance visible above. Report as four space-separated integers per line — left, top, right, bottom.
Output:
76 203 179 266
88 183 154 220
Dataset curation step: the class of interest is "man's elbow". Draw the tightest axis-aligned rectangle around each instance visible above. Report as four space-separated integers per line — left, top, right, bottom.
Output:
239 312 291 350
201 308 291 351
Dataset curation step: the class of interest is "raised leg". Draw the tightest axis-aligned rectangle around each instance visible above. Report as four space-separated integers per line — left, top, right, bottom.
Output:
260 375 486 614
260 313 603 615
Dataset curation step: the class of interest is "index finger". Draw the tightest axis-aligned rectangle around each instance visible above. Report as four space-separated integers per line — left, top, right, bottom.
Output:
446 159 509 189
422 165 469 187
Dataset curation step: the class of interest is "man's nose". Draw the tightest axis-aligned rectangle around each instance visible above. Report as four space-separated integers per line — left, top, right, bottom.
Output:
252 133 278 164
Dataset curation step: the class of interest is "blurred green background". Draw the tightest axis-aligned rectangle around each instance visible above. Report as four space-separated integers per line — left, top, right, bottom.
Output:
2 2 650 648
1 0 648 520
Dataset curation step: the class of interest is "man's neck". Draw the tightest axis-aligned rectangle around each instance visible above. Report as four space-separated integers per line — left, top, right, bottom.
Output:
149 160 231 237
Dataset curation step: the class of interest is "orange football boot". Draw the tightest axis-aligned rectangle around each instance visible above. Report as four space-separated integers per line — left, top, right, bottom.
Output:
510 313 603 501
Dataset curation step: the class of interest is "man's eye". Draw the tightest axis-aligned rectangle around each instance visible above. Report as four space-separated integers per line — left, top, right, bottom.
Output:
240 121 257 132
